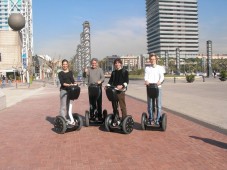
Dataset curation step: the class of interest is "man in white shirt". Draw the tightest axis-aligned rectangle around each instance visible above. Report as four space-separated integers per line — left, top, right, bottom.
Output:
144 53 164 125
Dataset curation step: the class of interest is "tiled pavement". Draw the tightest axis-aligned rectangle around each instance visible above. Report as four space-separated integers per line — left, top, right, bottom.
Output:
0 86 226 170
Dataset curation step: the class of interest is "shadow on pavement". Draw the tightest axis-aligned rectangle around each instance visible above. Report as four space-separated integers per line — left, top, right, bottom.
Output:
190 136 227 149
46 116 55 125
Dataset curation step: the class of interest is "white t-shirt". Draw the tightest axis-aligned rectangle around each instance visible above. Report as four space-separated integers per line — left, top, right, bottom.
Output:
144 65 164 88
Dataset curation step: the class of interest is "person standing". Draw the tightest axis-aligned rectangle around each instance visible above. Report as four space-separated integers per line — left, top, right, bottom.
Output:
144 53 164 125
58 59 77 125
1 75 6 88
107 58 129 122
85 58 105 120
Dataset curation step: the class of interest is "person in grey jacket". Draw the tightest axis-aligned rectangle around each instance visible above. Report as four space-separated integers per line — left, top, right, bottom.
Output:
85 58 105 120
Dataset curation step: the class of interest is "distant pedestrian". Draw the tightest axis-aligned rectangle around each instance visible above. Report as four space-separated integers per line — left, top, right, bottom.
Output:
1 75 6 88
213 70 216 78
56 77 59 87
8 76 12 87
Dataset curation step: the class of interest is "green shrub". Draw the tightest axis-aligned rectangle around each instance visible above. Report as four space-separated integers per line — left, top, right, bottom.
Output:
186 74 195 83
220 70 227 78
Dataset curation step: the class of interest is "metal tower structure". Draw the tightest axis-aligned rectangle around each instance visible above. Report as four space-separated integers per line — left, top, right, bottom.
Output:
74 21 91 74
82 21 91 68
206 40 213 77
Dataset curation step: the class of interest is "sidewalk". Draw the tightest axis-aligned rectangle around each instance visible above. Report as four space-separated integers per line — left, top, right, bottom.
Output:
126 77 227 132
0 81 44 108
0 80 226 169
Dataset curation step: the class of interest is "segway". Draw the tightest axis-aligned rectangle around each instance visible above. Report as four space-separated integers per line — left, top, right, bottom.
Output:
85 83 107 127
104 85 134 134
141 84 167 131
54 85 83 134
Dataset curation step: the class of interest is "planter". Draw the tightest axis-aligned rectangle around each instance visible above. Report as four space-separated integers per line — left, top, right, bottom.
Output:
219 77 227 81
186 74 195 83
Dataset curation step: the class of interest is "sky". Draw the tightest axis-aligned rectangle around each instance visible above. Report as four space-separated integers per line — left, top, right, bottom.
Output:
32 0 227 60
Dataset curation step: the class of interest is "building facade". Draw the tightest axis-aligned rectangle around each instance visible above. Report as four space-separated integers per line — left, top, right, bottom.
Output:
146 0 198 58
103 54 148 72
0 31 22 74
0 0 33 64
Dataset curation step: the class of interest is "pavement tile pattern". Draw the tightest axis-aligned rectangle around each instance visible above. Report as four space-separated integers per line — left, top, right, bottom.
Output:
0 86 226 170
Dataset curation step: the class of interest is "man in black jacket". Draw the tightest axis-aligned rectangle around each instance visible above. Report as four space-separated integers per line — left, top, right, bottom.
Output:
107 58 129 121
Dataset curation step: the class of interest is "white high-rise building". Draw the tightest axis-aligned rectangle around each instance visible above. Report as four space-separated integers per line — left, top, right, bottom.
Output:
146 0 198 58
0 0 33 55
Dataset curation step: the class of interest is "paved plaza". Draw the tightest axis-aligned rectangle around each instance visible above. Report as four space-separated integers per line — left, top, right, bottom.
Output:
0 78 226 170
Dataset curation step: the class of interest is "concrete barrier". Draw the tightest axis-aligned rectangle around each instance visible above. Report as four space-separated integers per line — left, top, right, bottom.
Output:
0 90 6 110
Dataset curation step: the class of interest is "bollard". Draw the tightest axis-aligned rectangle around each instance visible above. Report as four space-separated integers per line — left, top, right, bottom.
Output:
174 77 176 83
202 75 205 82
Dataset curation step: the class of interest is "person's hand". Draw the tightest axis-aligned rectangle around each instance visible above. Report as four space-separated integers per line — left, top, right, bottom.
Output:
145 81 149 85
116 85 123 90
157 81 161 86
97 80 101 84
85 68 88 73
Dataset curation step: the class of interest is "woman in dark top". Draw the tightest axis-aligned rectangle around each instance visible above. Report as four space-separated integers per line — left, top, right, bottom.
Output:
58 59 77 125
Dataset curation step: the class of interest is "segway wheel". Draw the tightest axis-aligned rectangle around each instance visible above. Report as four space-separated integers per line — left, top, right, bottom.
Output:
85 110 90 127
73 113 83 131
160 113 167 131
122 116 134 134
103 109 107 119
141 112 147 130
54 116 67 134
105 114 113 132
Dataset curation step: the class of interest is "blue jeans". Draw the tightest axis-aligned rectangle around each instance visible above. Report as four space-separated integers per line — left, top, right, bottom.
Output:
147 88 162 121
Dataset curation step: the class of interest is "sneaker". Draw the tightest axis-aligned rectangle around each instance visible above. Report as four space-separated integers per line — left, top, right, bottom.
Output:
112 122 117 127
68 121 76 126
147 119 154 125
155 120 160 125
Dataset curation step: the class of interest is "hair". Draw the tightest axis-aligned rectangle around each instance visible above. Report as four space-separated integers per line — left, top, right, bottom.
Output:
113 58 122 65
90 58 99 64
149 53 159 60
62 59 69 65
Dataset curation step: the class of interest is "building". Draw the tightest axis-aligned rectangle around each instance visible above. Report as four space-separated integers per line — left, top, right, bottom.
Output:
0 0 33 64
146 0 199 58
103 54 148 72
0 31 22 77
0 0 33 81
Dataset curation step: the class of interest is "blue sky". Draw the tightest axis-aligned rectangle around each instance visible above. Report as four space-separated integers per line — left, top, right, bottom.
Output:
33 0 227 59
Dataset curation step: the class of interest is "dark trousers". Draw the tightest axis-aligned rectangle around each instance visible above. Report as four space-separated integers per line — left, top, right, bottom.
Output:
89 87 102 116
112 91 127 120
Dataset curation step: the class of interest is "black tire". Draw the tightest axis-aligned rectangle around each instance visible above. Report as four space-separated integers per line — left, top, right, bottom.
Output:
122 116 134 134
103 109 107 119
141 112 147 130
105 114 113 132
73 113 83 131
85 110 90 127
54 116 67 134
160 113 167 131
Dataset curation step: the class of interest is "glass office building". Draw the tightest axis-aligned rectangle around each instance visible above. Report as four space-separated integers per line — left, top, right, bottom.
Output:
146 0 198 58
0 0 33 55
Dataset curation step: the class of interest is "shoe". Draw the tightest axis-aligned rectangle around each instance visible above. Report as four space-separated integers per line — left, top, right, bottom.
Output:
68 121 76 126
149 119 155 125
155 120 160 125
112 122 117 127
